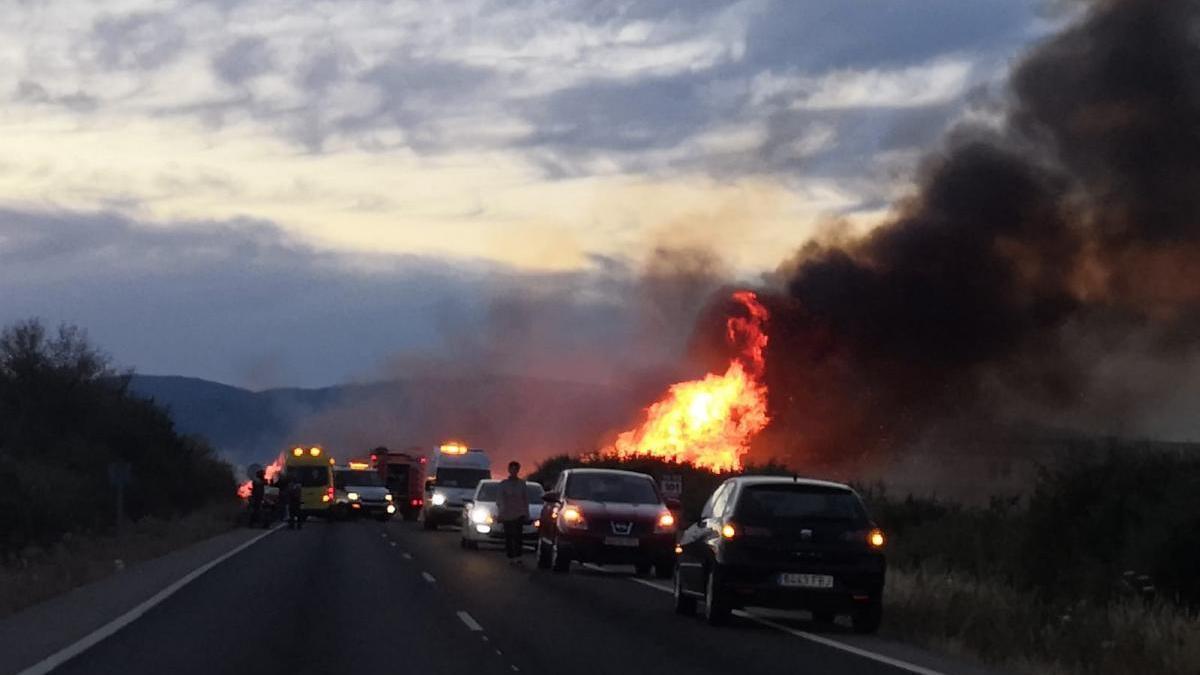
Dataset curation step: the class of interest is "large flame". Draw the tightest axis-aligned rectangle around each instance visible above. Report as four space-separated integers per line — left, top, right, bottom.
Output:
605 291 770 473
237 453 285 498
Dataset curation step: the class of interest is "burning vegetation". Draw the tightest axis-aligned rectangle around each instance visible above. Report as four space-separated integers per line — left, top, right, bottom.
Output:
236 452 285 498
603 291 770 472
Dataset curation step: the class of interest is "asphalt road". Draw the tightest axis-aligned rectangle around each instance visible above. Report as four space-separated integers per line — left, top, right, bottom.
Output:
45 519 972 675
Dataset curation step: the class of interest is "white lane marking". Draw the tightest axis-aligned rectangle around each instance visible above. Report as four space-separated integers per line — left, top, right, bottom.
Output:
17 525 282 675
629 575 945 675
389 542 397 547
630 578 672 593
402 552 413 560
457 611 484 632
422 571 437 584
511 666 520 672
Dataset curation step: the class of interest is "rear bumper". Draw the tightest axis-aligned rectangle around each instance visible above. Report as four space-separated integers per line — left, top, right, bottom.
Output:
554 531 675 564
718 561 885 610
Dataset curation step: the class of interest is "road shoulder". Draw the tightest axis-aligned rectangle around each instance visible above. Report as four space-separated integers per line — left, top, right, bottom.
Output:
0 526 275 675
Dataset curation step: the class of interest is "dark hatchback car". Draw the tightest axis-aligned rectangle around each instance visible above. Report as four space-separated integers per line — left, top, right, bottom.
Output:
537 468 678 577
674 476 886 632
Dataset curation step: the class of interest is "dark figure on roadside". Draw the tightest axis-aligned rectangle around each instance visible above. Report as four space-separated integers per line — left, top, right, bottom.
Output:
496 461 530 564
287 478 304 530
248 470 266 527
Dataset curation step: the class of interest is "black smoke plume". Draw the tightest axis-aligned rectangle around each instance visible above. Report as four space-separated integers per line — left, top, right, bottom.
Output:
739 0 1200 465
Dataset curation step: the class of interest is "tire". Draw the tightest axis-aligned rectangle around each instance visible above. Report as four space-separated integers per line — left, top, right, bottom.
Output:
811 610 836 625
422 513 437 531
673 567 697 616
465 539 479 550
459 537 468 549
635 562 653 577
551 539 571 573
654 561 674 580
537 539 552 569
704 567 732 626
851 602 882 634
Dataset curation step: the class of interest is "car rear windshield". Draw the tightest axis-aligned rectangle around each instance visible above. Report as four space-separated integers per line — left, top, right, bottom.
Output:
566 474 659 504
736 485 867 524
335 471 383 488
435 468 491 488
476 482 499 501
288 466 329 487
474 482 542 502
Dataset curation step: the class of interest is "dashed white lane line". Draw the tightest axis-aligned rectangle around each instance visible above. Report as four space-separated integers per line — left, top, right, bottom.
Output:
17 525 283 675
401 552 413 560
389 542 397 547
457 611 484 632
422 571 437 584
626 572 945 675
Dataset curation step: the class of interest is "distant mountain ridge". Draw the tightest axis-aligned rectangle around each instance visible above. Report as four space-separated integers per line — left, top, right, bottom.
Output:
128 373 645 471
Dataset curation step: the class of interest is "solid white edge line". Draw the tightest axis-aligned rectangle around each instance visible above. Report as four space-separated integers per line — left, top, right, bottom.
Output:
628 573 945 675
422 571 437 583
457 611 483 632
17 525 283 675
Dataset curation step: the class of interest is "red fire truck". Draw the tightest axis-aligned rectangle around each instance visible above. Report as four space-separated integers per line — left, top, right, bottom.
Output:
370 446 426 520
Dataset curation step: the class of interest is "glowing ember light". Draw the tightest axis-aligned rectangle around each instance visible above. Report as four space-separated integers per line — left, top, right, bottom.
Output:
236 452 286 499
604 291 770 473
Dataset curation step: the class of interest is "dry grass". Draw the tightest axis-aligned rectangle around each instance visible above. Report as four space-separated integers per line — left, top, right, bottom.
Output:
884 567 1200 675
0 503 240 618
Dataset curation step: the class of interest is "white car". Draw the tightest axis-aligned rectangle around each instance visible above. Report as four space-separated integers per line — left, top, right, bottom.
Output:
460 480 544 550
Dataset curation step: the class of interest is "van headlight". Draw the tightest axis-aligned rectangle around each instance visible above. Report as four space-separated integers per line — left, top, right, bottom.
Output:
470 507 494 525
431 492 447 506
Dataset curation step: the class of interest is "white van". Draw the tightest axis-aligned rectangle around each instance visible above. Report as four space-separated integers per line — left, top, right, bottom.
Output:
420 443 492 530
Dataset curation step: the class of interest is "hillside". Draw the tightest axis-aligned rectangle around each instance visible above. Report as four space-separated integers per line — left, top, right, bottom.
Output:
128 374 647 472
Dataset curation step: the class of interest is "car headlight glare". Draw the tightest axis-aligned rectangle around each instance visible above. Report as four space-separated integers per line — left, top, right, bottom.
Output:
347 492 359 501
385 494 393 502
560 506 586 529
430 492 447 506
470 507 494 525
654 511 676 533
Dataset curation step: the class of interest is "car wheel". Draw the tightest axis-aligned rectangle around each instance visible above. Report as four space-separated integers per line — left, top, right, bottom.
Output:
459 537 467 549
551 539 571 573
811 610 835 625
466 539 479 550
422 514 437 531
851 602 882 634
635 562 653 577
704 567 732 626
536 539 553 569
673 567 697 616
654 561 674 580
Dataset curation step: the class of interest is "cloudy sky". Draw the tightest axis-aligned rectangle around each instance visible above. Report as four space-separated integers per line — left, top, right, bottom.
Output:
0 0 1052 387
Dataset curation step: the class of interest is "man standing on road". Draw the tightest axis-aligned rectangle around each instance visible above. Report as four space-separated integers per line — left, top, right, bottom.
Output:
496 461 530 565
248 469 266 527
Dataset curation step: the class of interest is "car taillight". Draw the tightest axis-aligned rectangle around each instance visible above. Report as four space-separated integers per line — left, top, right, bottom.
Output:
323 486 333 503
868 528 885 549
411 498 423 507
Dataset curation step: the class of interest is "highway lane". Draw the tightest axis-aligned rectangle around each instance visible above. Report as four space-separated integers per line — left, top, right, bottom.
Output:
384 521 930 675
37 518 982 675
49 521 519 675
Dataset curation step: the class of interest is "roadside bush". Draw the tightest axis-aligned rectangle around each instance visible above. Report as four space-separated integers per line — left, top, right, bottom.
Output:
0 319 236 558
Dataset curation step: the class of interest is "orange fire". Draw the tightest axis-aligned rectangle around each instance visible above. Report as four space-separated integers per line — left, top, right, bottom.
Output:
606 291 770 473
236 453 286 498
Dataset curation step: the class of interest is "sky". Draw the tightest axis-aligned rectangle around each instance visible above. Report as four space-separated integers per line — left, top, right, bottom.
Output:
0 0 1052 388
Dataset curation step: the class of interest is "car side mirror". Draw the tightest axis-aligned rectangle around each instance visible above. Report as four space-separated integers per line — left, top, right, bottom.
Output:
664 497 682 511
542 491 560 503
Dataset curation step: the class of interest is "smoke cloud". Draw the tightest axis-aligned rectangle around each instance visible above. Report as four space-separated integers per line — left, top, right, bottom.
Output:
740 0 1200 466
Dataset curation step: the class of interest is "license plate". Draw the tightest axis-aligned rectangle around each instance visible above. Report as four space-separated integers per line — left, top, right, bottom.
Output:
603 536 640 548
779 573 834 589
